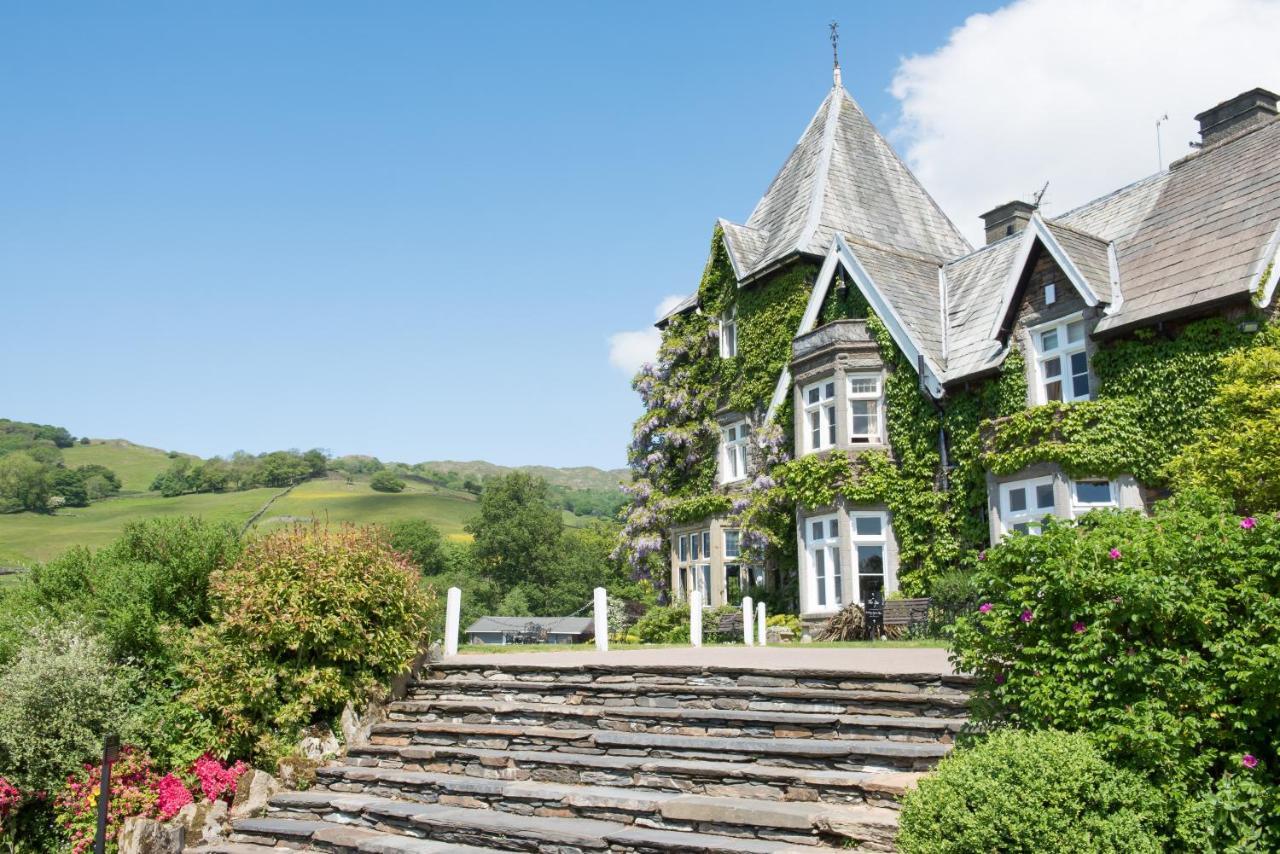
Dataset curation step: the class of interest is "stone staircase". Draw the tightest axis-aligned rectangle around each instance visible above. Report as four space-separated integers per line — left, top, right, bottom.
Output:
202 659 972 853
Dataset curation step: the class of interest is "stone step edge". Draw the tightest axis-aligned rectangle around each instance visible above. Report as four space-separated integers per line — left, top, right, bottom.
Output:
426 661 974 687
388 698 968 731
409 678 971 707
369 721 952 759
338 746 923 797
237 802 828 853
297 769 906 829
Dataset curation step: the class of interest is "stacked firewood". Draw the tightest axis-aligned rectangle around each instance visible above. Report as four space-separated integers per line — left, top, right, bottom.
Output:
815 602 866 641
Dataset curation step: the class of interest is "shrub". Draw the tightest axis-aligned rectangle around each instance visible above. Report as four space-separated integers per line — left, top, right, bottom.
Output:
927 570 979 635
633 604 689 643
1175 758 1280 851
950 492 1280 800
370 470 406 493
180 524 434 762
0 625 133 793
898 729 1168 853
385 519 446 574
54 746 161 854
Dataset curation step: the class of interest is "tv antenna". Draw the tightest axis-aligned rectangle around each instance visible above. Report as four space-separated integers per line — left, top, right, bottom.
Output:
1031 181 1050 209
1155 114 1169 170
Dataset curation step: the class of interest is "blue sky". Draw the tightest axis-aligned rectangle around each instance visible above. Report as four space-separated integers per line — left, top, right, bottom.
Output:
5 1 1269 469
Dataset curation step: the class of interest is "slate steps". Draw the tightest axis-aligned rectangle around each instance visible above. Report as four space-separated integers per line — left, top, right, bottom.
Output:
388 698 966 743
249 790 892 851
226 816 501 852
365 722 949 772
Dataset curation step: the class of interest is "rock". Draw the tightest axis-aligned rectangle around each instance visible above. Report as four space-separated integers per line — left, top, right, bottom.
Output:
341 698 388 747
230 768 281 819
118 816 183 854
296 724 341 760
172 799 228 845
277 755 323 789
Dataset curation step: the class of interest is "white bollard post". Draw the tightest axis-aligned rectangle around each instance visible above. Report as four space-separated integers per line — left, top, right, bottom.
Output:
444 586 461 657
689 589 703 647
757 602 767 647
742 597 754 646
593 587 609 653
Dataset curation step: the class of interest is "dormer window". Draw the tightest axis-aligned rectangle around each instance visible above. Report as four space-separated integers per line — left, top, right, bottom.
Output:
803 379 838 453
1031 314 1091 403
721 420 750 484
720 309 738 358
847 374 883 443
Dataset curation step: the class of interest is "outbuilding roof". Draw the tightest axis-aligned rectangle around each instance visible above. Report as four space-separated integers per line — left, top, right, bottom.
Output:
464 616 594 636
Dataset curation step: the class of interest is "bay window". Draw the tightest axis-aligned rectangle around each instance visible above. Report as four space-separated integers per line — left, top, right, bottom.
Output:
803 378 838 453
675 528 712 604
999 476 1056 536
847 374 883 444
1031 314 1091 403
804 514 843 613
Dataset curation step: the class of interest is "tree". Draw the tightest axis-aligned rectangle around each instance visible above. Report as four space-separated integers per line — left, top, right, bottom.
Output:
0 452 52 512
385 520 446 574
302 448 329 478
370 470 406 493
51 467 89 508
466 473 563 595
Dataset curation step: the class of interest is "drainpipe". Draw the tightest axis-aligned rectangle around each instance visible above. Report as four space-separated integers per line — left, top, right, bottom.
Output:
918 355 950 492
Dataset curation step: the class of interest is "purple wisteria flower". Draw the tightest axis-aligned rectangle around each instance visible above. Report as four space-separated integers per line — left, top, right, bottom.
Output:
1020 609 1034 624
1108 548 1122 560
1242 753 1259 769
730 497 750 514
1072 621 1086 634
1241 516 1257 530
978 602 993 614
751 474 776 491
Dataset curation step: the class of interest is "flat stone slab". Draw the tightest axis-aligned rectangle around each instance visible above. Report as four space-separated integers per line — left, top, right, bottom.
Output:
408 804 618 848
592 729 951 759
231 817 333 839
604 826 816 853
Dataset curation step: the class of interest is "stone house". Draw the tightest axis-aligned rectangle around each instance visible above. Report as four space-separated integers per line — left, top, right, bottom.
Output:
628 72 1279 629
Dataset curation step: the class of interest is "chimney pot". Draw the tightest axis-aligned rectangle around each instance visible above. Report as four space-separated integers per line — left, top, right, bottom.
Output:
1195 87 1277 148
980 200 1036 246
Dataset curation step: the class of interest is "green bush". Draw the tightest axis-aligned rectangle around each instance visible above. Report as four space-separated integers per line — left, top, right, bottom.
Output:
180 524 434 762
898 729 1168 853
370 470 406 493
951 492 1280 803
633 604 689 643
385 519 446 574
1176 760 1280 851
0 624 134 793
927 570 979 635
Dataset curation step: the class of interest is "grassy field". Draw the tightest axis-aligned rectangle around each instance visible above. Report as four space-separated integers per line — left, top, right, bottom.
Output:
61 439 192 492
254 475 479 539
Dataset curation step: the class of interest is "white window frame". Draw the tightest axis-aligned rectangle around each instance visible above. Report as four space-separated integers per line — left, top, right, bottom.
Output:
1070 478 1118 515
849 512 889 604
720 420 750 484
804 513 843 614
802 378 838 454
674 528 712 604
847 373 884 444
998 476 1058 537
1044 282 1057 306
1029 312 1092 404
719 308 738 358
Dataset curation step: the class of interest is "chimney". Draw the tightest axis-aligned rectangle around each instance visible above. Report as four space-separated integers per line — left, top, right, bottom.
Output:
980 200 1036 245
1195 87 1278 148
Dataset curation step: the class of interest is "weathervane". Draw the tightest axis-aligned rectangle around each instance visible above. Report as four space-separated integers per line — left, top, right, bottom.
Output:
829 21 841 86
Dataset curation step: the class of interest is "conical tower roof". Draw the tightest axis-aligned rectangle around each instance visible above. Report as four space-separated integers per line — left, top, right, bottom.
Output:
722 83 971 281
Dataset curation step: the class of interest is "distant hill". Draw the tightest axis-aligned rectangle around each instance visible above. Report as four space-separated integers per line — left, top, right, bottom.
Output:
61 439 197 493
416 460 629 492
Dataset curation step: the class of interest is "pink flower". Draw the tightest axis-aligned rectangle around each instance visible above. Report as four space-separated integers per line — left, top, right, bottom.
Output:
192 754 249 803
977 550 987 562
1021 609 1034 623
1073 621 1086 633
1242 753 1259 769
979 602 993 613
1108 548 1122 560
1241 517 1257 530
156 773 192 820
994 672 1006 685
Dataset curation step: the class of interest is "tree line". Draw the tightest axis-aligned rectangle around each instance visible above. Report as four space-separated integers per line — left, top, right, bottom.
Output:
0 420 120 512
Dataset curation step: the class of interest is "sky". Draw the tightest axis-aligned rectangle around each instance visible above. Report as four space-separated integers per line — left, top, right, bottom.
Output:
3 1 1277 469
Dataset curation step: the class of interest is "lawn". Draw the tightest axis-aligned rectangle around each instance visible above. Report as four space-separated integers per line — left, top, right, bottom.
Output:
457 639 951 653
0 488 277 565
61 439 192 493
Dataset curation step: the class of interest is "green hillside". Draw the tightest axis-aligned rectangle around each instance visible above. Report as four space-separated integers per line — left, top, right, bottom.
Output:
418 460 628 492
61 439 194 492
253 475 479 538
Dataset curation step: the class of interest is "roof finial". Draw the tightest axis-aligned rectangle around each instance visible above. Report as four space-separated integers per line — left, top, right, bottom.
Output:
829 21 842 88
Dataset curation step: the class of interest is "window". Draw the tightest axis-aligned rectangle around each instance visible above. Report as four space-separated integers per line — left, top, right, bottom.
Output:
999 476 1057 536
721 420 750 483
851 513 888 603
847 374 883 444
720 309 737 358
1031 315 1091 403
675 527 712 604
803 379 838 453
1044 282 1057 306
724 529 740 559
1071 479 1118 515
804 514 842 613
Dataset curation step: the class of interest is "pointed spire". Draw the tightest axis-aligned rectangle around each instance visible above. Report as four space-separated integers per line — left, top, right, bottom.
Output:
829 21 841 89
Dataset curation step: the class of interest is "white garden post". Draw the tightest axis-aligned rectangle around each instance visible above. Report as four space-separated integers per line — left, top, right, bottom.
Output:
593 587 609 652
742 596 754 646
444 586 461 657
689 589 703 647
757 601 767 647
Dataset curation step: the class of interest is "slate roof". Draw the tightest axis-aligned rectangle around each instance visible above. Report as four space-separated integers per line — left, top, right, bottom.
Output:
465 616 594 636
722 84 971 282
939 235 1024 381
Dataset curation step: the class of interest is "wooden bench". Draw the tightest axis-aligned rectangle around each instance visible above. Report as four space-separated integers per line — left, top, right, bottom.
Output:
716 611 744 639
882 597 931 638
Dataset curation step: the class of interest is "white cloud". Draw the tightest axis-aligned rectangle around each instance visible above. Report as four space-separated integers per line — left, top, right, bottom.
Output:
890 0 1280 246
608 294 687 376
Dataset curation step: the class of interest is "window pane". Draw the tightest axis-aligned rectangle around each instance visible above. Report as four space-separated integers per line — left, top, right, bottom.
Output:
810 411 820 448
727 451 738 479
814 550 826 606
726 425 736 441
1041 329 1059 351
1035 483 1055 510
824 382 835 399
849 377 878 395
827 406 836 445
1043 356 1061 378
737 446 748 476
812 521 824 541
679 536 688 561
808 387 819 404
1070 351 1089 374
702 532 710 555
1013 522 1030 534
1008 487 1027 512
1072 373 1090 399
1067 320 1084 343
741 423 751 437
1076 480 1112 504
858 545 884 602
691 535 700 560
1045 379 1063 402
725 530 740 557
828 519 839 539
832 547 843 604
854 515 882 536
